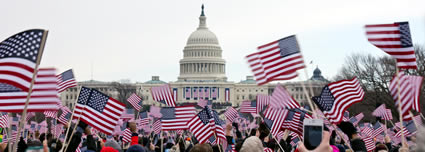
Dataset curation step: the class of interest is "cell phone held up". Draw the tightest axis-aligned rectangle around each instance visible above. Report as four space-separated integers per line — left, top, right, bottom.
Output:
303 119 323 150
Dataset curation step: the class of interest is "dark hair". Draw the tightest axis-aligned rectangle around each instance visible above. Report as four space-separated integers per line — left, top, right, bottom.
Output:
258 122 270 140
189 144 213 152
250 128 257 137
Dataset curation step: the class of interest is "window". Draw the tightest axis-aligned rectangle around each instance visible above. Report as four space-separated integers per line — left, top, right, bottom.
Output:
237 95 239 100
66 95 68 100
261 90 263 92
242 96 245 100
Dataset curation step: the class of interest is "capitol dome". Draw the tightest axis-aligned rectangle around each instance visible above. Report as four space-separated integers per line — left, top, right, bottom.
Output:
178 5 227 82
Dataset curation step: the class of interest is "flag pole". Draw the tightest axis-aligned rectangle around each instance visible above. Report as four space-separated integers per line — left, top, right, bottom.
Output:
61 86 83 152
160 130 163 152
384 119 388 136
14 30 48 152
7 113 12 152
297 72 317 118
420 113 425 121
395 68 407 147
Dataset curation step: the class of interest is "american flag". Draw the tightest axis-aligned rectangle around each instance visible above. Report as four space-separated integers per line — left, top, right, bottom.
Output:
290 137 300 147
185 87 191 99
383 109 393 120
204 87 210 99
263 148 273 152
263 108 288 138
79 88 126 135
395 120 417 137
270 84 299 110
281 109 311 136
122 128 132 143
187 106 215 144
44 110 57 118
160 106 196 130
151 84 176 107
0 29 47 92
26 112 35 122
197 98 208 108
152 119 161 134
349 112 364 126
372 123 384 138
211 87 217 100
139 111 150 125
342 111 350 122
224 107 238 122
149 105 162 118
56 69 77 93
0 113 9 128
365 22 417 69
127 93 142 111
58 106 71 125
361 125 374 137
312 77 365 124
256 94 270 113
389 72 423 120
363 137 376 152
72 87 92 119
372 104 387 117
0 68 60 112
199 87 203 99
240 101 257 113
246 35 305 85
211 110 226 144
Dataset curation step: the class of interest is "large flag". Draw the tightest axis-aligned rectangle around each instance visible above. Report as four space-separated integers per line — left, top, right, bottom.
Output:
160 106 196 130
240 101 257 113
56 69 77 93
365 22 417 69
151 84 176 107
312 77 365 124
127 93 142 111
246 35 305 85
79 88 126 135
224 107 238 122
187 107 215 144
256 94 270 113
270 84 300 110
0 68 60 112
0 29 47 92
389 72 423 120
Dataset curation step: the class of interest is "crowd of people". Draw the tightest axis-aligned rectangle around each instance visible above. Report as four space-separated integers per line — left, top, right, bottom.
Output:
1 119 424 152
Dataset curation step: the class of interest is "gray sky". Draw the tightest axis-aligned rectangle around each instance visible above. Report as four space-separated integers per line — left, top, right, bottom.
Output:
1 0 425 83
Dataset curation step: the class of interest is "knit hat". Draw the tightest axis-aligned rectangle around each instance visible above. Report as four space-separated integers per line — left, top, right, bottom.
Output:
100 147 119 152
104 140 123 152
240 136 264 152
127 145 146 152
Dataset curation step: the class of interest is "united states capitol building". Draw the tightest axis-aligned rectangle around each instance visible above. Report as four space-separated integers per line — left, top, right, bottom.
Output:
60 6 328 109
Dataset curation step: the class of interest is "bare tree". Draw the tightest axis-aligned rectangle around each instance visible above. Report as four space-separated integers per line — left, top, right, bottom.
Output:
334 45 425 122
111 82 138 108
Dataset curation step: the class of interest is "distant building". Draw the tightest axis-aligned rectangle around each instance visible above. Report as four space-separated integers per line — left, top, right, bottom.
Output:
59 5 328 109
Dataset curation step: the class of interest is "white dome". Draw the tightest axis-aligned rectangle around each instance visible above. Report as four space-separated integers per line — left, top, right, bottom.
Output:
187 28 219 45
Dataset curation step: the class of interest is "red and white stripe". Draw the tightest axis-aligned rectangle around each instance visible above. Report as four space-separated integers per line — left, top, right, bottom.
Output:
152 119 161 134
383 109 393 120
187 113 214 144
390 72 423 120
264 108 288 138
363 137 376 152
0 68 60 112
365 23 417 69
161 106 196 130
122 128 132 143
240 101 256 113
56 70 77 93
270 84 299 110
127 93 142 111
324 78 365 123
44 110 57 118
0 114 9 128
256 94 270 113
246 39 304 85
151 84 176 107
80 95 126 135
372 104 386 117
224 107 238 122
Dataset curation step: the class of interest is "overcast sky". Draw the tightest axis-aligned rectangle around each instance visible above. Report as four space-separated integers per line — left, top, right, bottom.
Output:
1 0 425 83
